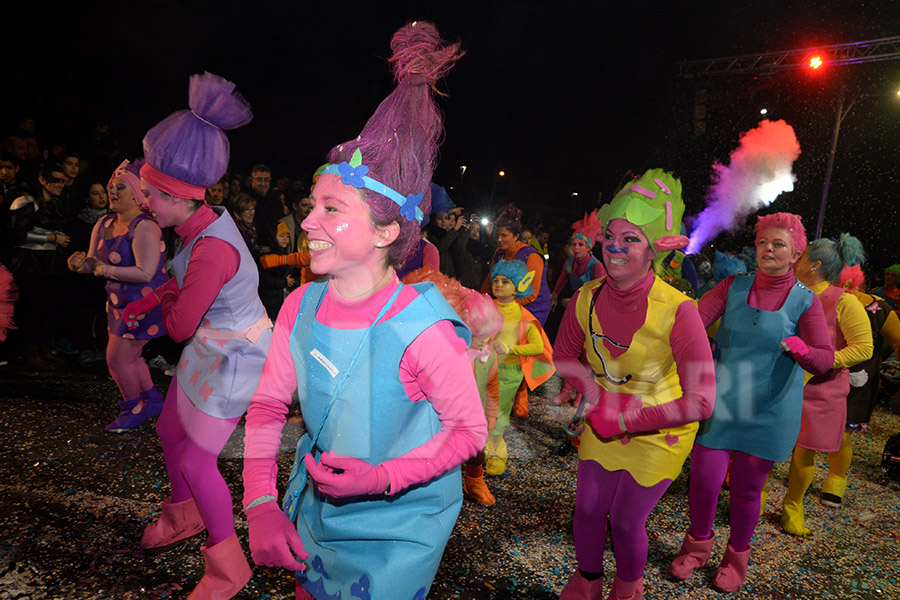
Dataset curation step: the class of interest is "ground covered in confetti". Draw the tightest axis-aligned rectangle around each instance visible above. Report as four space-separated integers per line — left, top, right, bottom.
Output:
1 359 899 599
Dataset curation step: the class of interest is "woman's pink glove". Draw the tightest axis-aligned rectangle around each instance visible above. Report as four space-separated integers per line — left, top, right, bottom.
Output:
586 405 624 439
304 451 390 498
781 336 809 361
122 278 177 329
246 501 308 571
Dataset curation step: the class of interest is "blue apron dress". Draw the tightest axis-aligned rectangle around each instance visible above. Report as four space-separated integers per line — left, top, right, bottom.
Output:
286 280 470 600
565 254 600 292
696 273 814 462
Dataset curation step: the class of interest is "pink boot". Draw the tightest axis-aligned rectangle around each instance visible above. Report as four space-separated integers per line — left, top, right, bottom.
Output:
141 497 206 555
712 543 751 592
669 531 715 580
188 533 252 599
560 570 603 599
606 575 643 600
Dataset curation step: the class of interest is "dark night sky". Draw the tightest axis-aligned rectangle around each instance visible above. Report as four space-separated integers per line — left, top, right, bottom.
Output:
7 0 900 274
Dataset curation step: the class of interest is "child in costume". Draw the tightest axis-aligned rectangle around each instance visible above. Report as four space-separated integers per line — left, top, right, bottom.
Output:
67 158 168 432
818 265 900 507
122 72 268 599
781 234 872 536
550 210 605 406
555 170 716 600
242 22 487 600
670 213 835 593
485 258 555 477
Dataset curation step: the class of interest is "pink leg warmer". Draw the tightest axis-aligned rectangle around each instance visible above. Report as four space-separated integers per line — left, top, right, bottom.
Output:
156 377 241 546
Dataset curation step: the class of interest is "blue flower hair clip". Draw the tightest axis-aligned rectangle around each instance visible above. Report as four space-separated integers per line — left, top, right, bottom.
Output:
318 149 425 224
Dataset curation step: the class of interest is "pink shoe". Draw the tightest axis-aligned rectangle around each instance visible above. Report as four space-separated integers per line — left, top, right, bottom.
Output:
669 531 715 580
141 497 206 555
188 533 252 599
712 543 751 592
606 575 643 600
560 570 603 599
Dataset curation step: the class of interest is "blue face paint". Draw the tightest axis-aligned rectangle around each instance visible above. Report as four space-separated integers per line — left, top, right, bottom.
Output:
605 244 628 254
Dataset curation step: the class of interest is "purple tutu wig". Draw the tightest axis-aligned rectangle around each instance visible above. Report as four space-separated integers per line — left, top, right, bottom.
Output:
142 72 252 197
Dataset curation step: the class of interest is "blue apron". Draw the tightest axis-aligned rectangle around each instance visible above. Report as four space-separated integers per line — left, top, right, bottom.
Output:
285 280 469 600
696 274 814 462
565 254 601 292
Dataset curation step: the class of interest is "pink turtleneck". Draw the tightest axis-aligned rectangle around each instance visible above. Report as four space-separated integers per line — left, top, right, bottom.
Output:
697 270 833 374
243 277 487 506
552 253 607 295
554 270 716 431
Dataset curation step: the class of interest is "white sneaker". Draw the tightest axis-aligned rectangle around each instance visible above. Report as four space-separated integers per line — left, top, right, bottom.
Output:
148 355 175 371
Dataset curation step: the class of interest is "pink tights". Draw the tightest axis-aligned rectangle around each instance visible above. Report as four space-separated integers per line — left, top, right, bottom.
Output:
156 377 241 545
573 459 671 582
106 334 153 401
687 444 774 552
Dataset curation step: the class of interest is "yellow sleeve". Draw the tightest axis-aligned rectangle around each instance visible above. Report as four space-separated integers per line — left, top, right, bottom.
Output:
834 293 874 369
880 309 900 357
509 323 544 357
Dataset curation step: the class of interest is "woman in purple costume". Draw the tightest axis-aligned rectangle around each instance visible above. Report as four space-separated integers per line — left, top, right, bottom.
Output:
67 159 168 432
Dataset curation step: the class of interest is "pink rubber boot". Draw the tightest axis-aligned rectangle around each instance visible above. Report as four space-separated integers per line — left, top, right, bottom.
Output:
560 570 603 599
669 531 715 580
188 533 252 599
606 575 643 600
140 497 206 554
712 543 751 592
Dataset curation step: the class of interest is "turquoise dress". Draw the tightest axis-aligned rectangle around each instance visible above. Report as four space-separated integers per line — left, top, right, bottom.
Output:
285 280 470 600
696 274 814 462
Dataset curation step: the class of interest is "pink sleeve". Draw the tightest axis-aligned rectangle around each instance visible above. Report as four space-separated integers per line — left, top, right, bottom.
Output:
105 219 164 283
553 289 603 405
795 294 836 375
422 242 440 272
159 237 239 342
381 320 488 494
696 276 734 329
552 271 570 295
623 301 716 432
242 286 307 507
591 260 607 281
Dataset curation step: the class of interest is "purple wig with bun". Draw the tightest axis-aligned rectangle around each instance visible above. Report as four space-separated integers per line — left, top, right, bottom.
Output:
143 72 253 189
325 21 464 268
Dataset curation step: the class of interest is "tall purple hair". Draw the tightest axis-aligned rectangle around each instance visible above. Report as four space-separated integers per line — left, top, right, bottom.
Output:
326 21 464 268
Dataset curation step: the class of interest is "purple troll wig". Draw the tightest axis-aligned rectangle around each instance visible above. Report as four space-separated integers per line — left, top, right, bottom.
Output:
755 212 807 254
326 21 464 268
142 72 252 197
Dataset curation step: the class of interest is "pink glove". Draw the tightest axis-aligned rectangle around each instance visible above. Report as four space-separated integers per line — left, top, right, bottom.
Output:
586 405 624 439
781 336 809 361
246 501 308 571
122 278 177 329
304 451 390 498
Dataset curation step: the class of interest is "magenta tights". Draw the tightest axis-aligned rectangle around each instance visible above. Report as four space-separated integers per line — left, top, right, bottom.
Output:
106 334 153 401
156 377 241 545
687 444 774 552
573 459 671 582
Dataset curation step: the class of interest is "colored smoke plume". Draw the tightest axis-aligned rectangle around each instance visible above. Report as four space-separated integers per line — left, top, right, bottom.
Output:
686 119 801 254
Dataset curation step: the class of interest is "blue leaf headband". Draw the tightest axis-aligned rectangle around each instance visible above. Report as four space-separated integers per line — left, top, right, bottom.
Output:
317 149 425 224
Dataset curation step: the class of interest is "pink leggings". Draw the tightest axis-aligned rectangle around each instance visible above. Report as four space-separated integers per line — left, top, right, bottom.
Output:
687 444 774 552
156 377 241 545
573 459 671 582
106 334 153 401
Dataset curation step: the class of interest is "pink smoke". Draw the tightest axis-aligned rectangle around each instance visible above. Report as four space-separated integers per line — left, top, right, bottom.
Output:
686 119 801 254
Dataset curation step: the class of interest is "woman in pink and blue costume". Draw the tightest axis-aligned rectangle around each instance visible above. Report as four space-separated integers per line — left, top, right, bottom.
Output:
556 170 717 600
122 72 268 599
670 213 835 593
67 158 168 432
242 22 486 600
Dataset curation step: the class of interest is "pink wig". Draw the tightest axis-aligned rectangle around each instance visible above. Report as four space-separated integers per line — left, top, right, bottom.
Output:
402 266 501 338
839 264 866 290
327 22 464 268
755 212 807 254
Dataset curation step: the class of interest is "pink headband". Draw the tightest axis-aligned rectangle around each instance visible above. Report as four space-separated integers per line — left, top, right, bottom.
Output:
109 160 142 201
140 162 207 201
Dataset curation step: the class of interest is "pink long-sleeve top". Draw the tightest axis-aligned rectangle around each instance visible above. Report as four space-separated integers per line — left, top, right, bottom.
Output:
156 205 240 343
552 254 607 295
554 270 716 432
242 276 488 507
697 271 834 375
